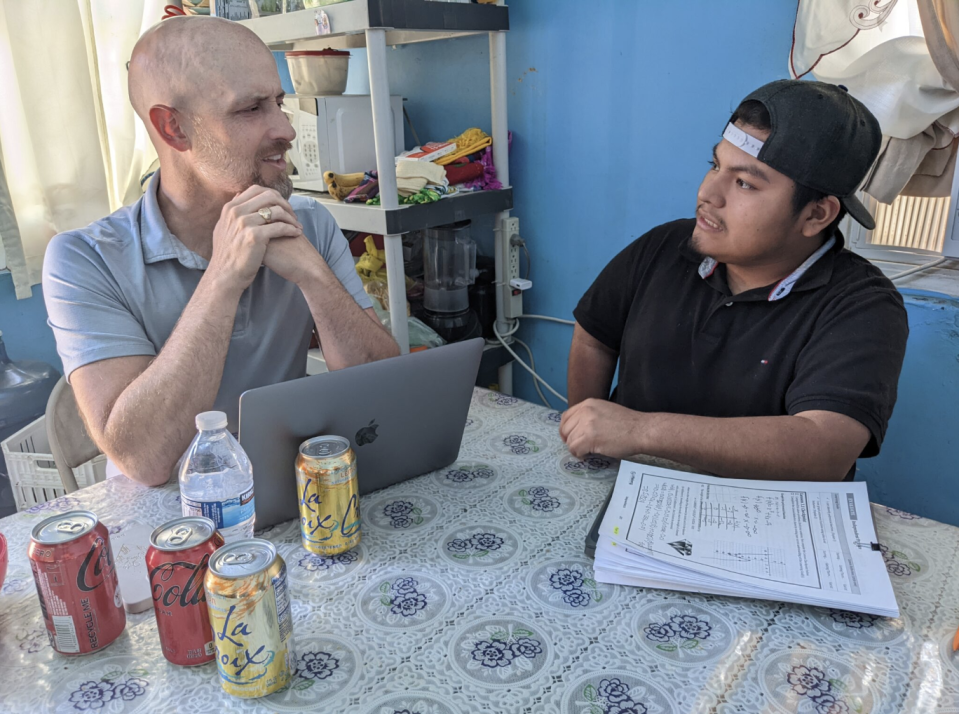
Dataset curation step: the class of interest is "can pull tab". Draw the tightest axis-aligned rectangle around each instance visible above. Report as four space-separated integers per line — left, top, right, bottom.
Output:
167 526 193 546
56 520 85 534
223 552 255 565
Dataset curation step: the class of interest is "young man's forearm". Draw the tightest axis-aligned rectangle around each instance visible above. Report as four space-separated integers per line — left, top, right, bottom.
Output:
567 324 618 406
631 411 864 481
298 260 399 370
103 274 241 486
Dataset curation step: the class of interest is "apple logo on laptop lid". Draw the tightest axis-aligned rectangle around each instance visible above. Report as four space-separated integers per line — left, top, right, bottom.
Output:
356 419 379 446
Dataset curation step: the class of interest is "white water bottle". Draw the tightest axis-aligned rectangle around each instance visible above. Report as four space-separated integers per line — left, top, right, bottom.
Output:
179 411 255 541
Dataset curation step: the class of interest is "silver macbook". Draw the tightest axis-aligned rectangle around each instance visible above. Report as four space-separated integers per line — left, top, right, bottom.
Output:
238 338 484 530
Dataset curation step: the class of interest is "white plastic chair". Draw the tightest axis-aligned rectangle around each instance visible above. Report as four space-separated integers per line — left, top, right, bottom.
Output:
45 377 100 494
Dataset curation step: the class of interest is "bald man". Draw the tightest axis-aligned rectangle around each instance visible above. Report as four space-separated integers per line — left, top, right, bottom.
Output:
42 17 399 487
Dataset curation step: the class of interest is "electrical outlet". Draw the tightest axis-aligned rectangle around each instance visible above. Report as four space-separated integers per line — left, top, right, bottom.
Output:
503 217 524 319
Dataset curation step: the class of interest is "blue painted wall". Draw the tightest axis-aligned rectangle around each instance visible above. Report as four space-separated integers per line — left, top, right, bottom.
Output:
503 1 798 404
0 274 61 373
857 291 959 525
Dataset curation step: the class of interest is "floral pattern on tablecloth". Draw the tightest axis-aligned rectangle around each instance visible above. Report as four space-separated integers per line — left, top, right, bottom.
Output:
0 387 955 714
363 495 441 532
538 410 564 428
878 539 931 583
478 392 523 409
505 485 577 520
0 571 32 597
431 461 500 491
560 670 676 714
632 602 734 666
0 601 56 674
803 606 908 645
449 618 551 688
280 542 367 587
526 559 617 612
758 650 878 714
871 503 937 530
22 495 84 517
46 655 158 714
463 414 484 434
556 453 619 480
257 635 360 712
438 525 521 569
356 573 450 630
488 431 551 457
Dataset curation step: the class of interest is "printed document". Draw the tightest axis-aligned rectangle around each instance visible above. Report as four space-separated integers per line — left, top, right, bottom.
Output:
594 462 898 617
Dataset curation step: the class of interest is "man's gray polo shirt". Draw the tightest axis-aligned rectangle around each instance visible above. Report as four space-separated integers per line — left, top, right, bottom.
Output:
42 171 373 429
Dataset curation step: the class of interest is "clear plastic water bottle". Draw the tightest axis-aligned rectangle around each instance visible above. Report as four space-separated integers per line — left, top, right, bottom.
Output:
179 411 255 541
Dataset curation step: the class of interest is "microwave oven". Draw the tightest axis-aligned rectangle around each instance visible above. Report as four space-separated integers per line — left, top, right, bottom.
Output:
283 94 405 192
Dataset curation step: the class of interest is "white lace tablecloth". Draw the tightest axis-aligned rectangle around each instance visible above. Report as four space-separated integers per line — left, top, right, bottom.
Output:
1 388 958 714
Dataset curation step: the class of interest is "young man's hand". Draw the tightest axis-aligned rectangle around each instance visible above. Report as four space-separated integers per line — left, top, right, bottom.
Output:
559 398 646 459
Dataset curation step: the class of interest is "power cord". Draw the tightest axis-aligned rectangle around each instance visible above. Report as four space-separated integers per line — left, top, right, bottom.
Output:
513 337 552 409
521 314 575 326
493 319 569 406
510 234 532 281
492 233 576 406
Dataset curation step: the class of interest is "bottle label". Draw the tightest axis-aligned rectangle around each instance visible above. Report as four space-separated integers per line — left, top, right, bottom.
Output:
182 486 254 529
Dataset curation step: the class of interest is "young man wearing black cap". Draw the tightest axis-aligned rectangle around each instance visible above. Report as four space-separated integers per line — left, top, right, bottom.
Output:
560 79 908 482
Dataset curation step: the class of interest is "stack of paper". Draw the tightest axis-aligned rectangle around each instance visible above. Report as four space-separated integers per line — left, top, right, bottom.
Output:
594 462 899 617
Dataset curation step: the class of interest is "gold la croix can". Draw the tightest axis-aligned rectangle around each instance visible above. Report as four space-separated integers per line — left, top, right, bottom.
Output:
204 538 295 698
295 435 361 556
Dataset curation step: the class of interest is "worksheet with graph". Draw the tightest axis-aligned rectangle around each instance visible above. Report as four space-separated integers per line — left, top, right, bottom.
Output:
602 467 877 595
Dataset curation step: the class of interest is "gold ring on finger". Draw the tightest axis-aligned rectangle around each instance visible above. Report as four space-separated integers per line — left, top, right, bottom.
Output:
258 206 273 224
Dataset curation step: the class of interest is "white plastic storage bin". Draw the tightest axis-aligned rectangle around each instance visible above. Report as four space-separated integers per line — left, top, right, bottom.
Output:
1 416 107 511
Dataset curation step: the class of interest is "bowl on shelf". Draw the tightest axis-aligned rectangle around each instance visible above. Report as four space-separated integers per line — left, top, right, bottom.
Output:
286 49 350 95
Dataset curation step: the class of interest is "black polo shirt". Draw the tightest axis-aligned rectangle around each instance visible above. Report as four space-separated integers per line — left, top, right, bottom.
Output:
574 218 908 461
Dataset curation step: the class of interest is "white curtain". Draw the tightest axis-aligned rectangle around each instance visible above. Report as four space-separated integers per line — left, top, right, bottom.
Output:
0 0 164 298
790 0 959 203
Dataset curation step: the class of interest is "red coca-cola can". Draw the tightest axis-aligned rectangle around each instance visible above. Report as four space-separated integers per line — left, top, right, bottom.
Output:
146 516 224 666
28 510 126 655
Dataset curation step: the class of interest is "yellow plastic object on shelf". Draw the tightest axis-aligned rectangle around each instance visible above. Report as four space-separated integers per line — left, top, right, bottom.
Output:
355 236 415 313
436 128 492 166
355 235 385 280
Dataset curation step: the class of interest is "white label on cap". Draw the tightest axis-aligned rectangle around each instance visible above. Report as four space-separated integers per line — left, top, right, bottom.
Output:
723 123 764 158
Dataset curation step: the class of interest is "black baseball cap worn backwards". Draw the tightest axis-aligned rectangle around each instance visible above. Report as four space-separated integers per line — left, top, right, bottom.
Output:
723 79 882 230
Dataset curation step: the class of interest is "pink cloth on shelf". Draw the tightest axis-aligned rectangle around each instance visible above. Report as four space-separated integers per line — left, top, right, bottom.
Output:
464 131 513 191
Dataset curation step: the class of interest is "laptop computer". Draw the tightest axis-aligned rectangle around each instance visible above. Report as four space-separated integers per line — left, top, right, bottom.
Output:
238 338 484 530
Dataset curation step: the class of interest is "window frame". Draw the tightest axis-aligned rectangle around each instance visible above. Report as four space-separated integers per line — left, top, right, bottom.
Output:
846 167 959 260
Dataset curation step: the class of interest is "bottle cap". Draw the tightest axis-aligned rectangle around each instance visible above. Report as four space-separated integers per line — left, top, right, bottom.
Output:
195 411 228 431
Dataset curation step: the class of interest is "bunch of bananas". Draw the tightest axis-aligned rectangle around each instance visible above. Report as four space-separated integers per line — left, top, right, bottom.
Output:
323 171 367 201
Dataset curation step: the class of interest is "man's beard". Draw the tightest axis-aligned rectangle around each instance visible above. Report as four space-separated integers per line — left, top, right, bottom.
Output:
251 162 293 200
192 123 293 199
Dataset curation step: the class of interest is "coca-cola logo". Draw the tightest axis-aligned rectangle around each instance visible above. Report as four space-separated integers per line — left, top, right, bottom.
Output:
76 537 114 593
150 554 210 608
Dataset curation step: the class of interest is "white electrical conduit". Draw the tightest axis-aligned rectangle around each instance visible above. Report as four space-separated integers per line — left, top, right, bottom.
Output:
889 256 948 282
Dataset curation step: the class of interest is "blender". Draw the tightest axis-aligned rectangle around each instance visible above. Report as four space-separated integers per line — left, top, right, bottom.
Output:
422 221 483 343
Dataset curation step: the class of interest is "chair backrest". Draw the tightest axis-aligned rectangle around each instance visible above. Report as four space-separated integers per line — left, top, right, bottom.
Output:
45 377 100 493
